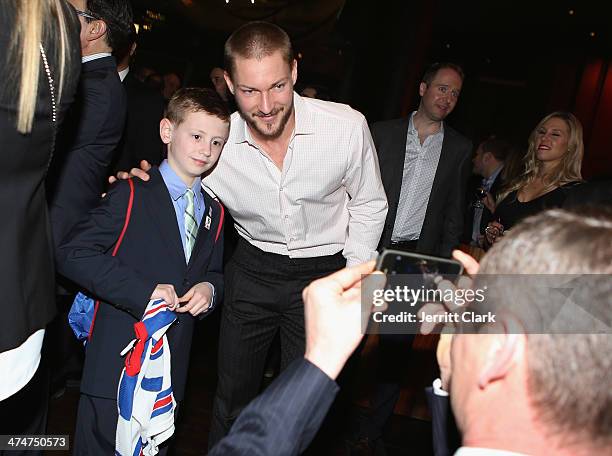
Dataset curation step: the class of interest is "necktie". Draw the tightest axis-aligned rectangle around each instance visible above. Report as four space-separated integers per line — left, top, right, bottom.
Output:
184 188 198 261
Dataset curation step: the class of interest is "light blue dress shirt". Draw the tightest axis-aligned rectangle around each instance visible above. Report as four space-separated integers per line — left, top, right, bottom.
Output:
159 160 205 262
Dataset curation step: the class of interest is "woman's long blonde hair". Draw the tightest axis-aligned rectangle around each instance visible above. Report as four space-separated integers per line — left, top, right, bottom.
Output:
496 111 584 204
12 0 73 133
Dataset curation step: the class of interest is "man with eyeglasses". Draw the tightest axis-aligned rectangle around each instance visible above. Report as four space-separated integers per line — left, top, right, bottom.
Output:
45 0 133 430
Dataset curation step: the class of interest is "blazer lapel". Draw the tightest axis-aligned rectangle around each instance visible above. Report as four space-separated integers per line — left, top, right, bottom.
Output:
144 168 186 266
422 124 456 226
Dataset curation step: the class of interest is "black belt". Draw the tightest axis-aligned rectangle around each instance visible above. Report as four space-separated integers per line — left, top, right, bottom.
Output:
389 239 419 252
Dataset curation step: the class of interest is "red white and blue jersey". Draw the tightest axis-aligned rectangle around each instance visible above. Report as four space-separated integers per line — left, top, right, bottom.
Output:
116 299 177 456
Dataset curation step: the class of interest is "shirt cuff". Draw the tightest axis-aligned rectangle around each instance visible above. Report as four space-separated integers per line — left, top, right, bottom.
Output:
433 378 449 397
204 282 215 312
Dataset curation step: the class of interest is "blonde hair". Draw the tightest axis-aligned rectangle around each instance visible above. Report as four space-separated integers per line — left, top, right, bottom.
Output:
12 0 72 133
496 112 584 204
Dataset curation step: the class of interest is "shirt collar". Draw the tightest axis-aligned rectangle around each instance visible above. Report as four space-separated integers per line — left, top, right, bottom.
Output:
159 160 203 207
408 110 444 137
484 164 504 186
232 91 313 146
118 66 130 82
82 52 112 64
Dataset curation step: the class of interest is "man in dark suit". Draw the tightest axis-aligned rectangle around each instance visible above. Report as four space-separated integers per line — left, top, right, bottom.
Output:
112 25 166 172
352 62 472 453
48 0 132 246
427 208 612 456
375 62 472 257
46 0 133 394
463 137 511 246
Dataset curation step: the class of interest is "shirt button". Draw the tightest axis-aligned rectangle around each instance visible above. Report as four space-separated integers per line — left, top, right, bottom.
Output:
285 215 289 219
279 187 284 192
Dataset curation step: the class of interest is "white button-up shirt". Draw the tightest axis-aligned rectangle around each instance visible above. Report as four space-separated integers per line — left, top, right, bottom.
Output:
203 92 388 266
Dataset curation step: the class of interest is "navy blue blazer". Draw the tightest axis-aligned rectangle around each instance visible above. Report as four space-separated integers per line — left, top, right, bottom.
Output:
57 167 224 401
48 55 127 253
209 358 339 456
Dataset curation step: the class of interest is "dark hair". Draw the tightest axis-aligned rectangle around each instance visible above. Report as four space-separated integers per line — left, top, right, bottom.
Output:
224 21 294 79
422 62 465 85
113 23 136 64
480 137 512 162
86 0 133 52
165 88 231 126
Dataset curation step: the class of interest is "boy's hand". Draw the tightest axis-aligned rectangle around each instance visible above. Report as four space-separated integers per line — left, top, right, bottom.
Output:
150 284 179 310
108 160 152 185
177 282 213 316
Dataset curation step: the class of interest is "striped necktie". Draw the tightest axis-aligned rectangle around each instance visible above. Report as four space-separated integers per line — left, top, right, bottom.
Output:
184 188 198 261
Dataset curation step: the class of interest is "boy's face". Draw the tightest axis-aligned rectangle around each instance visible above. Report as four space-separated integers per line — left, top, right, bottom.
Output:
160 111 229 186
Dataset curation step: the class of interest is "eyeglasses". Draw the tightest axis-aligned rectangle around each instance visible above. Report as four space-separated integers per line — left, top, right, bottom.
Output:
74 9 99 20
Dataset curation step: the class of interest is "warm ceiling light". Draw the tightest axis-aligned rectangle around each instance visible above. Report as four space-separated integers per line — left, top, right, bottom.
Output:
590 31 596 37
568 9 574 15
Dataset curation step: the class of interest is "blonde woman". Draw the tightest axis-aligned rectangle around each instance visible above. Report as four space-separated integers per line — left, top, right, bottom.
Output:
483 112 583 247
0 0 80 438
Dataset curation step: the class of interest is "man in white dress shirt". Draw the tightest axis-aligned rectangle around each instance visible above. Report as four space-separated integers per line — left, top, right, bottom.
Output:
204 21 387 446
124 21 387 447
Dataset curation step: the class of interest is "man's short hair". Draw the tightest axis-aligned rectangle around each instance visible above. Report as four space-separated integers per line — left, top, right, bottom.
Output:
422 62 465 85
224 21 294 79
86 0 133 52
165 88 231 126
480 137 512 162
479 208 612 450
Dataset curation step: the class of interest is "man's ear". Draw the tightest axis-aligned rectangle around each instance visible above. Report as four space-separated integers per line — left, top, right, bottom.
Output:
159 118 173 144
477 331 525 390
291 59 298 85
223 71 235 95
86 19 107 42
419 81 428 97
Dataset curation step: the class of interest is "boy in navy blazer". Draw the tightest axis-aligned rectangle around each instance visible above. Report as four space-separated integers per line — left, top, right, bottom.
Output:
57 88 230 454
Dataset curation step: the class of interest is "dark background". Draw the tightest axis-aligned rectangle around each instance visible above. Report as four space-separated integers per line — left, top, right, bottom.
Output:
130 0 612 179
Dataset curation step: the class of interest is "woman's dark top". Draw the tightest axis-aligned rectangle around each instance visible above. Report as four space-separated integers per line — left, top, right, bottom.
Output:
495 183 580 230
0 3 81 351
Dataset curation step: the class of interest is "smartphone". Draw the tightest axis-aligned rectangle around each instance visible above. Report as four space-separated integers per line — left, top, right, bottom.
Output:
376 249 464 284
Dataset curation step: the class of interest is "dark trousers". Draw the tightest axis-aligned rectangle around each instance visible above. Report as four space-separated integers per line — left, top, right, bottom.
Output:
359 333 415 441
73 394 175 455
0 363 48 456
208 239 345 448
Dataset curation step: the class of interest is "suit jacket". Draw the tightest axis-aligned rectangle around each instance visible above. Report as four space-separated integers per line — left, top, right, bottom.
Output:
425 386 461 456
462 172 505 244
374 117 472 257
48 55 127 252
0 2 81 352
112 70 166 173
209 358 339 456
56 168 224 400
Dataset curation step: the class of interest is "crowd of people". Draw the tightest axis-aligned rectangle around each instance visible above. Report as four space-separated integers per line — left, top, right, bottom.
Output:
1 1 610 455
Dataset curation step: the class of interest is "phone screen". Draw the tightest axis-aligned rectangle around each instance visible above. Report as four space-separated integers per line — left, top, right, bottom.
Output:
376 249 463 281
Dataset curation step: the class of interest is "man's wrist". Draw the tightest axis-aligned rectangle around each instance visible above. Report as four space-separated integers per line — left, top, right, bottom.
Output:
304 349 344 381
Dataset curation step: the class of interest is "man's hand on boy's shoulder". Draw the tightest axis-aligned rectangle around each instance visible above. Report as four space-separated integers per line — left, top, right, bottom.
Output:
177 282 214 316
109 159 152 185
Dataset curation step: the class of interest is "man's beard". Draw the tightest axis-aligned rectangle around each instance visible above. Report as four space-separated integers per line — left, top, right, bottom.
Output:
240 100 294 140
